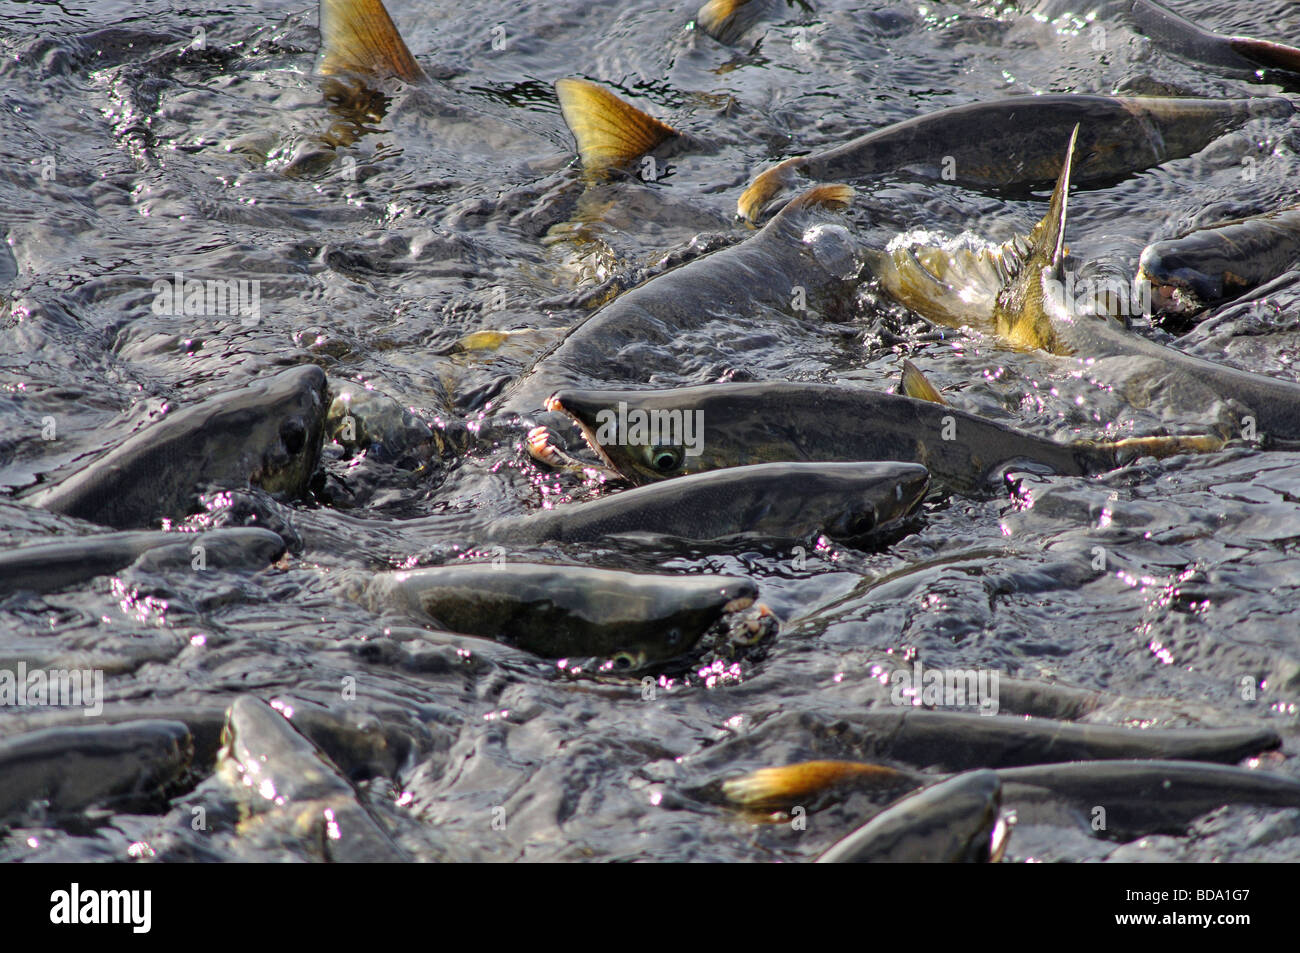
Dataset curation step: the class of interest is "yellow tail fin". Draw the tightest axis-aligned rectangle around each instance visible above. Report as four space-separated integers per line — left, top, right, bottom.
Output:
785 182 854 213
697 0 762 44
992 124 1078 351
319 0 425 83
721 760 908 811
900 360 948 405
737 157 802 223
554 78 681 175
1095 433 1226 461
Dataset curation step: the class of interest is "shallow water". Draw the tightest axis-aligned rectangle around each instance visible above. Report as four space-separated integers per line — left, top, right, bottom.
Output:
2 0 1300 862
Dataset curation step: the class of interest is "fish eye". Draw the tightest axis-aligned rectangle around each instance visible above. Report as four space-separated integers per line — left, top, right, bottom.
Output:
647 445 684 473
611 651 639 671
280 418 307 456
665 628 682 646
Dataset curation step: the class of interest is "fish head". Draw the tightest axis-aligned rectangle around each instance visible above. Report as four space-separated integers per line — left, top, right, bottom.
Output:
243 365 329 498
815 462 931 540
547 387 752 483
597 575 767 674
1136 241 1219 316
326 384 437 465
547 575 773 679
801 221 865 281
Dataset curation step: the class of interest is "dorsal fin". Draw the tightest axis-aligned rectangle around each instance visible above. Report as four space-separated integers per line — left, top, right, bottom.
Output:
319 0 425 83
992 124 1077 350
900 360 948 405
554 78 680 174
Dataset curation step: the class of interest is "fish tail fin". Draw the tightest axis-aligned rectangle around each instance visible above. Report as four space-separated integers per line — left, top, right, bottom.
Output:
738 158 803 223
554 78 681 175
760 182 852 236
1024 123 1076 272
721 760 906 811
900 360 948 405
993 124 1078 350
1093 433 1226 463
785 183 854 212
697 0 762 44
319 0 425 83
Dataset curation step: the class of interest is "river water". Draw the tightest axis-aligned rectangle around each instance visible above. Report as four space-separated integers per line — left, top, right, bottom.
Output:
2 0 1300 862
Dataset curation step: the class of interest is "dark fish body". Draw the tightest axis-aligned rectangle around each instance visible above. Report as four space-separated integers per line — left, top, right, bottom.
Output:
0 527 285 596
25 365 327 529
1050 298 1300 445
487 461 930 546
0 720 192 823
993 676 1106 721
816 770 1004 863
853 709 1279 771
739 94 1292 221
550 382 1119 494
494 185 860 415
1130 0 1300 75
218 696 407 862
999 759 1300 836
1138 205 1300 315
364 563 758 667
4 702 422 781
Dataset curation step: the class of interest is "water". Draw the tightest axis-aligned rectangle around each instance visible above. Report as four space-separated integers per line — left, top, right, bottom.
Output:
2 0 1300 862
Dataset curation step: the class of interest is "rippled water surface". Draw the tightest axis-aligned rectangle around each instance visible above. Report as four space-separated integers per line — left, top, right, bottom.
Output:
3 0 1300 862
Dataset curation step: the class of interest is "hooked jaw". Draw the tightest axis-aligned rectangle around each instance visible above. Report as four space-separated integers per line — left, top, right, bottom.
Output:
544 392 623 473
1137 247 1216 316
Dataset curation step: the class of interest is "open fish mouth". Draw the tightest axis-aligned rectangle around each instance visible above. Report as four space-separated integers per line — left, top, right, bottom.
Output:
1139 270 1203 315
545 392 622 472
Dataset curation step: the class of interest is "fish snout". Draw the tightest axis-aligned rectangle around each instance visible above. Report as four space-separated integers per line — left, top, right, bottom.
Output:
1137 249 1215 315
867 464 931 529
718 577 760 614
546 390 604 430
826 501 878 540
279 416 309 458
898 465 932 512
